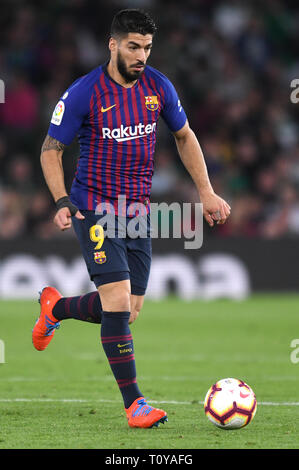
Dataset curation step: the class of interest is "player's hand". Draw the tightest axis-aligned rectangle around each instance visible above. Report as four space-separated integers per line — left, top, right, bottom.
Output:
200 191 231 227
54 207 85 231
54 196 85 231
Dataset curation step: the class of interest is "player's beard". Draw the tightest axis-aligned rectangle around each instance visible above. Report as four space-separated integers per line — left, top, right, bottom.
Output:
117 51 145 83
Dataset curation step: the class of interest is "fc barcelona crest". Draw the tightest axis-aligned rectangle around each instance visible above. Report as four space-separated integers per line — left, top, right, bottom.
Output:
94 251 107 264
145 96 159 111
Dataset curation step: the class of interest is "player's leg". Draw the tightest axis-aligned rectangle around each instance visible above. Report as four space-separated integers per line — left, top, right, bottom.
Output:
34 288 141 327
98 279 167 428
52 290 102 323
126 212 152 324
99 279 141 409
98 279 140 410
118 215 167 427
31 291 142 351
32 288 102 351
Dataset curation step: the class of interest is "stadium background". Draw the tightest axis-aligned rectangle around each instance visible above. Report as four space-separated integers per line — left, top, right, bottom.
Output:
0 0 298 298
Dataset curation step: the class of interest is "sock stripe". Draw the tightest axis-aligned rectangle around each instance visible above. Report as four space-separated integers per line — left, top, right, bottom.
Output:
117 378 137 388
102 334 132 340
108 354 135 364
117 378 136 384
101 334 133 343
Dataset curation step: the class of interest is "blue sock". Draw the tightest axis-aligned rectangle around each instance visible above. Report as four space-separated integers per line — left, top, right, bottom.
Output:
101 311 143 408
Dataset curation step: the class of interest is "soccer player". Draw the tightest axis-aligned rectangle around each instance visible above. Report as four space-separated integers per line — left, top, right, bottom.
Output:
32 9 231 428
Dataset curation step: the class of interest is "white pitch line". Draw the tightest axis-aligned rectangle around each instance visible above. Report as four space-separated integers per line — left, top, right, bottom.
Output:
0 398 115 403
1 375 298 383
0 398 298 406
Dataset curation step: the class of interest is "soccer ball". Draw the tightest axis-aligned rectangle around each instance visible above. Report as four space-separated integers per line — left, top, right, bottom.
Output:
204 378 257 429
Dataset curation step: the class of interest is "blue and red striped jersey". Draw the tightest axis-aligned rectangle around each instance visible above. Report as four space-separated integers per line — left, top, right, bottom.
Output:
48 63 187 215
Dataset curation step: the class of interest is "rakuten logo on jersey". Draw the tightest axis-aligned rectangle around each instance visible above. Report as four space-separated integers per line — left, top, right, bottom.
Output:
102 123 156 142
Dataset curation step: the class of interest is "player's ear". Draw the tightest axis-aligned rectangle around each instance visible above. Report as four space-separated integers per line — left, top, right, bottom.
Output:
109 37 117 53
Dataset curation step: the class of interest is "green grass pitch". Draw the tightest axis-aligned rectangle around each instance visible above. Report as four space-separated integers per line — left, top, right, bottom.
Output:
0 294 299 449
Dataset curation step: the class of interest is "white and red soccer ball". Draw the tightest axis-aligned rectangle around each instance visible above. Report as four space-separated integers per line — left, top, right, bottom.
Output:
204 378 257 429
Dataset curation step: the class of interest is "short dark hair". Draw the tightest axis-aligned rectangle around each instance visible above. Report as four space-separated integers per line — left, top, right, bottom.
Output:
111 9 157 38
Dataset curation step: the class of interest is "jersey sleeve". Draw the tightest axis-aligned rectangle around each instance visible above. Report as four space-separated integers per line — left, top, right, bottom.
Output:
160 78 187 132
47 77 91 146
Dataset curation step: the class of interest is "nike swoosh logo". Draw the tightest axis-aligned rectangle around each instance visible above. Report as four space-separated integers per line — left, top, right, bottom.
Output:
101 104 116 113
240 391 250 399
117 343 131 348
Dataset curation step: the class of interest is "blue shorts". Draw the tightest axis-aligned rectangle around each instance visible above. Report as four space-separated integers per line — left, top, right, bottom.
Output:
72 210 152 296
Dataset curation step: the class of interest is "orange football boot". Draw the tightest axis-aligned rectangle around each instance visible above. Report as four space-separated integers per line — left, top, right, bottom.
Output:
32 287 62 351
125 397 168 428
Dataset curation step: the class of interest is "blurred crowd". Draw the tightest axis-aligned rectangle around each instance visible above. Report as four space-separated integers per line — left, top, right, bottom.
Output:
0 0 299 239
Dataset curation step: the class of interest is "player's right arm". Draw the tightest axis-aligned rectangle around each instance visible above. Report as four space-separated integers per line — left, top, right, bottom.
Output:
40 134 85 231
42 74 95 230
41 134 67 202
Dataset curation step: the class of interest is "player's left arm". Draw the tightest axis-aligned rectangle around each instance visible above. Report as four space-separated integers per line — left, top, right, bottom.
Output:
173 121 231 226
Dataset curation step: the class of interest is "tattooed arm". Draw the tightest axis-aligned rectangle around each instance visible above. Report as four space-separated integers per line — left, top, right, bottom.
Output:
40 134 67 203
40 134 85 231
41 134 66 153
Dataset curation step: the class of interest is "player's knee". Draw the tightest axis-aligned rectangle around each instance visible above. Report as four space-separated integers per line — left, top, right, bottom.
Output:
111 290 131 312
98 282 131 312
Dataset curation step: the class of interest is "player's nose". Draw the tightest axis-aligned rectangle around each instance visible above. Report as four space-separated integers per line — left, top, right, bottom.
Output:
137 49 146 64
